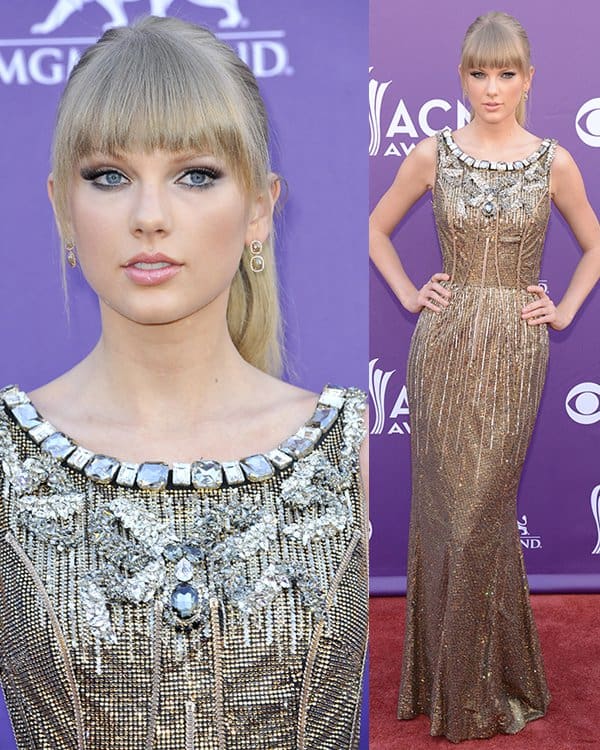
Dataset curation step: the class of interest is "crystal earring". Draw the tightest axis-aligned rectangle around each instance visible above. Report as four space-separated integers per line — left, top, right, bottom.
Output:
65 240 77 268
249 239 264 273
523 90 529 101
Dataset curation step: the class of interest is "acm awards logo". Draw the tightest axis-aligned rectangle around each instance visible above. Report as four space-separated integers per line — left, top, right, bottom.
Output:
517 514 542 551
369 67 471 158
369 358 410 436
0 0 293 86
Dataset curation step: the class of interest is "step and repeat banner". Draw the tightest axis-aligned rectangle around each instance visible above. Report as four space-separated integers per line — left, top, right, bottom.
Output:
0 2 368 747
370 0 600 594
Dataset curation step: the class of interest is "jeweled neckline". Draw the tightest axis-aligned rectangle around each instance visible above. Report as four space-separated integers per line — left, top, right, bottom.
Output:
441 127 552 171
0 384 348 491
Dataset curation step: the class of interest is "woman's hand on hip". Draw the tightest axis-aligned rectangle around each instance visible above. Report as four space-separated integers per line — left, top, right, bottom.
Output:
406 272 451 313
522 285 571 330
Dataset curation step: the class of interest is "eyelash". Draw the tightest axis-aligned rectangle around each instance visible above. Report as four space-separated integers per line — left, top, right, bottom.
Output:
80 167 223 190
470 71 516 79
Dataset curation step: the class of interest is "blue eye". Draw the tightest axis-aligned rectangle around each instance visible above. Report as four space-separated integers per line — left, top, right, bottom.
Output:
178 169 221 189
80 168 127 188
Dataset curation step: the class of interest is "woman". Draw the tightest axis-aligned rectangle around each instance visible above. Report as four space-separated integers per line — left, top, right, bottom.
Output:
369 11 600 744
0 17 368 750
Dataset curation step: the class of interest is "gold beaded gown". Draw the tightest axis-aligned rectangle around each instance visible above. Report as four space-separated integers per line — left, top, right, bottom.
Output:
397 128 554 743
0 384 367 750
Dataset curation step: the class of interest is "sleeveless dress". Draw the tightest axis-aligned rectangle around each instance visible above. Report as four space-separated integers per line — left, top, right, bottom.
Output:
0 384 367 750
397 128 554 743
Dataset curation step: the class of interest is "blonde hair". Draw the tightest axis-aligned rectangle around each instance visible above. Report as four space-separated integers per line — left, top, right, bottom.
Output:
52 15 282 375
460 11 531 126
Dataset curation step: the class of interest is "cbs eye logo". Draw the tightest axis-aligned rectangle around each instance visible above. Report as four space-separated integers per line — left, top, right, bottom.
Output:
576 99 600 147
565 382 600 425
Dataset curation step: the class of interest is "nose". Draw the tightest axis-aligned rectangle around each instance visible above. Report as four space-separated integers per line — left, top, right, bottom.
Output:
486 76 499 96
129 181 172 238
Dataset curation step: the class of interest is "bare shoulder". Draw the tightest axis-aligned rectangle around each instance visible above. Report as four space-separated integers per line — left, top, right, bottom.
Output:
389 134 437 192
404 135 437 169
550 144 580 174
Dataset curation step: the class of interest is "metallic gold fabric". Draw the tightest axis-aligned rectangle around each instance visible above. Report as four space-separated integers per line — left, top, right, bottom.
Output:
0 388 367 750
397 130 553 743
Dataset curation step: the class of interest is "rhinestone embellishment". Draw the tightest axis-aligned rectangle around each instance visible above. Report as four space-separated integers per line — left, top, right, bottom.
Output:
0 386 347 490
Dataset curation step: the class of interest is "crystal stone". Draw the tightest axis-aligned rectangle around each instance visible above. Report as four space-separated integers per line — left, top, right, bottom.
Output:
298 425 321 443
279 435 314 459
174 557 194 582
41 432 75 460
266 449 293 470
241 454 273 482
171 583 198 619
66 446 94 471
136 462 168 491
163 544 183 563
3 388 28 408
85 455 120 484
12 403 42 431
115 462 139 488
483 202 494 216
319 387 346 409
222 461 245 486
191 460 223 489
310 405 338 432
182 544 203 563
28 421 56 444
171 462 191 487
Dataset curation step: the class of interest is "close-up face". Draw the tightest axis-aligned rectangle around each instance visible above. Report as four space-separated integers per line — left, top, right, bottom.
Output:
51 149 272 328
461 64 533 123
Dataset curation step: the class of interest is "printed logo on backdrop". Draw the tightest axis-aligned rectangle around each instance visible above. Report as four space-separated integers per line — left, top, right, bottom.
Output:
518 514 542 550
0 0 293 86
576 98 600 147
591 485 600 554
369 358 410 436
565 382 600 425
369 68 471 158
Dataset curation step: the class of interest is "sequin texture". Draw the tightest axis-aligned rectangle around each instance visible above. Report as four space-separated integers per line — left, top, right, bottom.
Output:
397 131 553 742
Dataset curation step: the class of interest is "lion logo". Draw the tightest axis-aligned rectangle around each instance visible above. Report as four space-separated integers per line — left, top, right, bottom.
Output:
31 0 247 35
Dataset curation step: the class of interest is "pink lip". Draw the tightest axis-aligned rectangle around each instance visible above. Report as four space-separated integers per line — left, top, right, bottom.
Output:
122 252 183 287
483 102 501 108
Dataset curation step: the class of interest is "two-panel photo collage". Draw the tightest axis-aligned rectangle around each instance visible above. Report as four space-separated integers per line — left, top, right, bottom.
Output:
0 1 598 749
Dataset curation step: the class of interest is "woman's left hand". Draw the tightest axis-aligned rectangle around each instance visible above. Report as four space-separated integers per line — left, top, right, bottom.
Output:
522 286 571 330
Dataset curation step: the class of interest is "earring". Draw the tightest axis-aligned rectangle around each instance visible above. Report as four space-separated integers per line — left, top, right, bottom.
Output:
65 240 77 268
523 90 529 101
249 239 264 273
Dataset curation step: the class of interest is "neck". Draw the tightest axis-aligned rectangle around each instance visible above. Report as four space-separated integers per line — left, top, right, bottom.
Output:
468 116 522 143
71 298 259 428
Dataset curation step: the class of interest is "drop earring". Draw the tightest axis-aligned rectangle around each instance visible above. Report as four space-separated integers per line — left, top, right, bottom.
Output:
65 240 77 268
249 240 265 273
523 90 529 101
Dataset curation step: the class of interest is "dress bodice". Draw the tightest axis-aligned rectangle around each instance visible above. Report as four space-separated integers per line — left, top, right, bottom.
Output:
0 384 367 750
433 127 557 289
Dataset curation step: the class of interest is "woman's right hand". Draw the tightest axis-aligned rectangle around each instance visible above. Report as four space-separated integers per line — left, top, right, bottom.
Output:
405 272 452 313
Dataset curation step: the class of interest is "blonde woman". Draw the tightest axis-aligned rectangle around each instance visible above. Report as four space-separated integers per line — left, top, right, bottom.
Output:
370 11 600 744
0 17 367 749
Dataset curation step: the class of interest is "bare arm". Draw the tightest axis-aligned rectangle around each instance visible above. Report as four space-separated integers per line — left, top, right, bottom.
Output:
369 136 450 314
523 146 600 329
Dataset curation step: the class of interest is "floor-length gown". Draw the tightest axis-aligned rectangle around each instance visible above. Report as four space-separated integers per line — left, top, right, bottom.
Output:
397 127 553 743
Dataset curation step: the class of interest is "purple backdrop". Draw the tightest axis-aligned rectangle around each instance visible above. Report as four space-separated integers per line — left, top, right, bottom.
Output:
0 2 368 746
369 0 600 595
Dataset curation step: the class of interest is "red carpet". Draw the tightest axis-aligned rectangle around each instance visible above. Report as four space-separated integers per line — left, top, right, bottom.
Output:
370 595 600 749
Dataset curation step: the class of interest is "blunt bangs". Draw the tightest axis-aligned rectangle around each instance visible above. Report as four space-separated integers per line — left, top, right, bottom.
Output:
461 21 528 73
53 19 269 209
